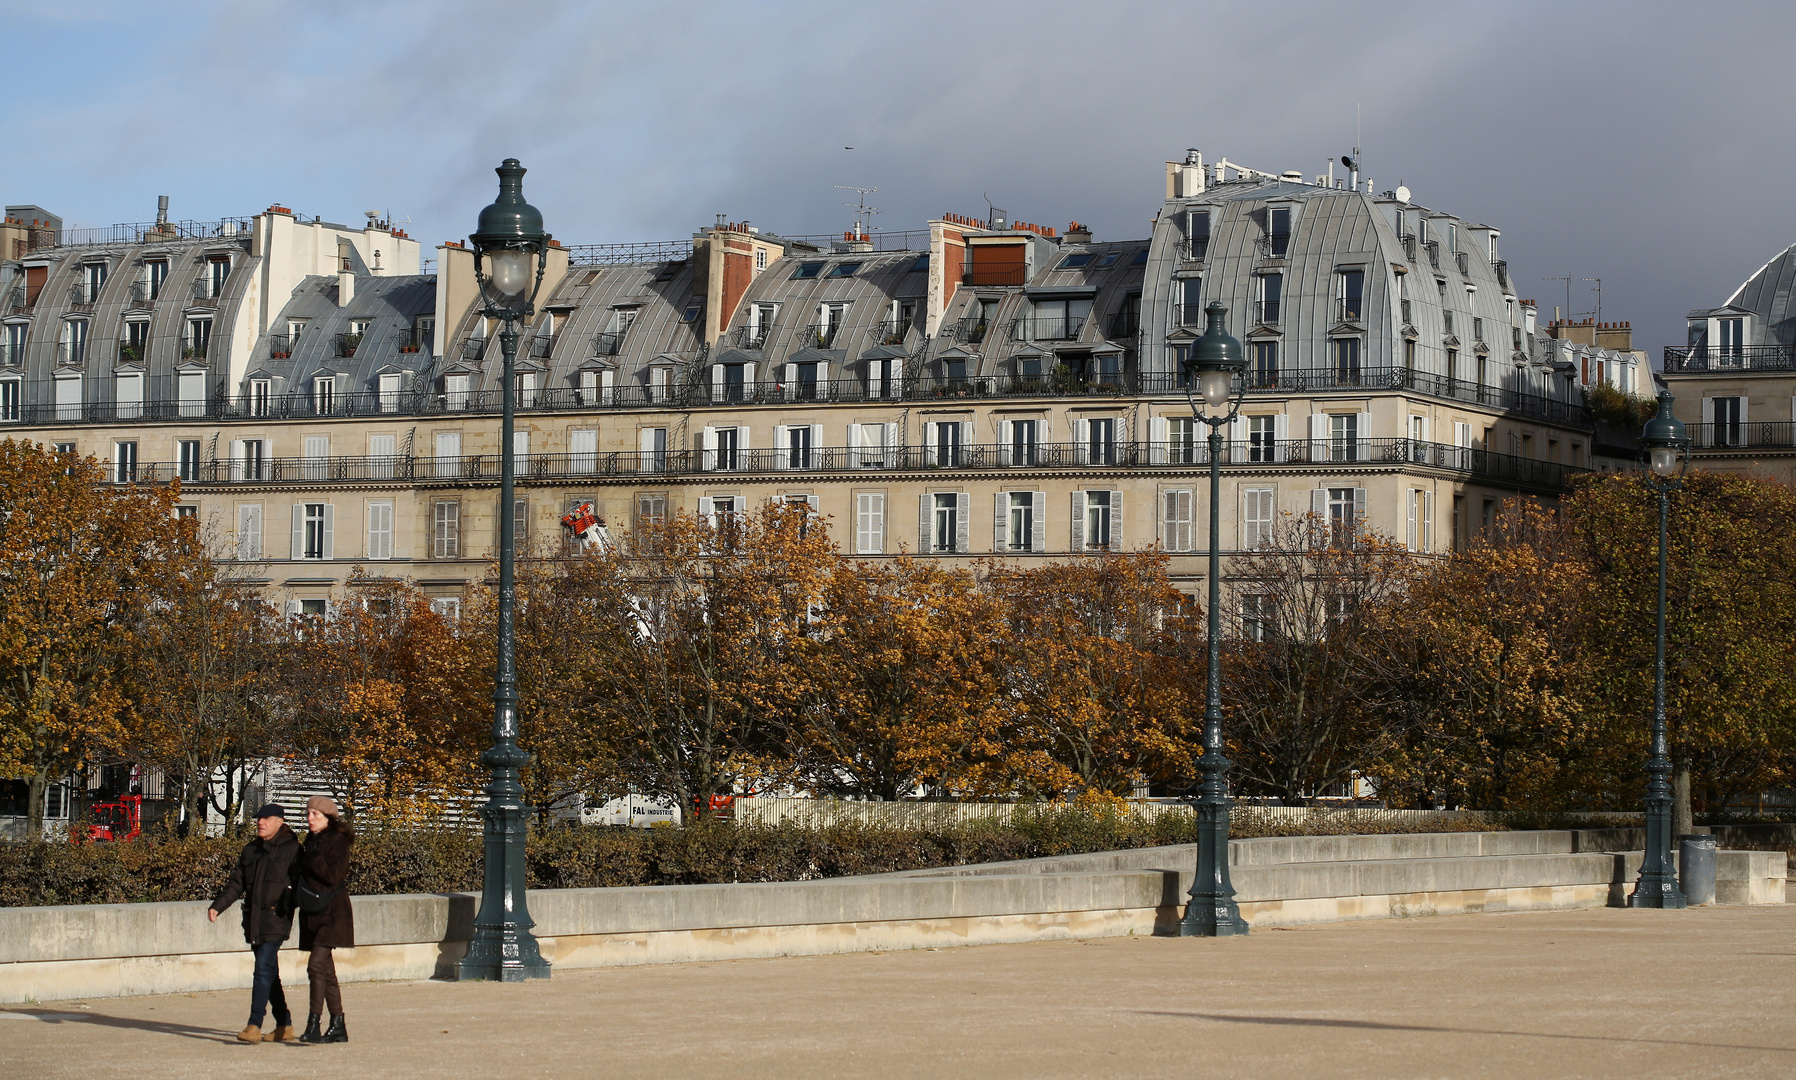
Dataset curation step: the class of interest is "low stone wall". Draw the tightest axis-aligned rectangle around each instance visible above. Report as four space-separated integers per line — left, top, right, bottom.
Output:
0 831 1781 1005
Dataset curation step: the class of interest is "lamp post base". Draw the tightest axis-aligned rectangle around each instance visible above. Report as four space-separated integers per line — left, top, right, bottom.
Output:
1627 876 1689 910
457 938 552 982
1179 785 1249 938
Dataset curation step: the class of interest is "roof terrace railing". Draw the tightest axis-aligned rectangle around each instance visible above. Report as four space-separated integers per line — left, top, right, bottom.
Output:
1663 344 1796 373
55 219 256 248
107 437 1583 491
563 240 693 266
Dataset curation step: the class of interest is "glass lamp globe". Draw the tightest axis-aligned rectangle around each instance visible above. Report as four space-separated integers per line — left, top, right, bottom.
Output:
1199 370 1233 407
1649 447 1678 477
487 250 533 298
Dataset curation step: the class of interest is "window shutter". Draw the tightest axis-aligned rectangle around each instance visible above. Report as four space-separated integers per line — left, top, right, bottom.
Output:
1311 488 1328 518
955 492 970 553
773 426 788 469
805 494 819 513
1423 490 1434 553
1074 418 1090 464
918 493 931 553
922 422 937 466
737 425 750 451
322 504 334 560
998 420 1013 465
238 504 260 561
600 369 614 404
1149 416 1167 464
638 428 656 455
1031 491 1047 553
1353 488 1367 534
1109 490 1124 548
1309 413 1327 461
882 423 897 466
710 365 723 403
285 599 301 619
701 426 717 471
867 359 884 399
1356 411 1370 460
960 422 974 458
1274 413 1290 463
783 363 796 386
1229 416 1245 461
698 496 714 525
994 492 1009 552
1071 491 1086 550
1417 416 1430 443
229 439 245 481
810 425 823 462
1407 490 1418 551
292 505 304 559
743 362 757 388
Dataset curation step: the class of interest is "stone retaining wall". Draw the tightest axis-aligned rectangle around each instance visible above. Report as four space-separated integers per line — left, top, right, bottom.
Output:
0 830 1781 1004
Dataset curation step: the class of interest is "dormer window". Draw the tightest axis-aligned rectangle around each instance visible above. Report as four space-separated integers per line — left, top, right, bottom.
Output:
314 374 337 414
208 256 231 298
826 262 862 278
1267 206 1291 257
82 262 108 304
1186 210 1210 260
249 378 273 417
144 259 168 300
1058 253 1093 270
791 261 824 279
1334 268 1364 323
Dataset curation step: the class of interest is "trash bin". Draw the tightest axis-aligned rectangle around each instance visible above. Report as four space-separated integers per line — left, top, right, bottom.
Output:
1679 834 1717 905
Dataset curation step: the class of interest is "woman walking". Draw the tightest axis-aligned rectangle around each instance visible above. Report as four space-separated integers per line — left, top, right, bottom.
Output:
296 795 355 1044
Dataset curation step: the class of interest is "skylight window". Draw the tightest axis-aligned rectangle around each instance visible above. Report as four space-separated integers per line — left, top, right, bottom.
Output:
1096 251 1121 267
792 262 824 279
827 262 862 278
1058 253 1093 270
908 254 929 272
1131 249 1149 265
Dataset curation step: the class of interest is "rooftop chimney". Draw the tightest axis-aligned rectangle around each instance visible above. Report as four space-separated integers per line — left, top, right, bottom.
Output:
156 195 168 226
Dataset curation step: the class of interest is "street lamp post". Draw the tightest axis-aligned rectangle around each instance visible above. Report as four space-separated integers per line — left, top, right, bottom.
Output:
1628 390 1689 911
1178 301 1250 937
457 158 555 980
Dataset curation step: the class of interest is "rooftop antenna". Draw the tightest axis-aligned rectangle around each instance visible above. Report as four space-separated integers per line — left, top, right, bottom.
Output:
835 185 879 238
1546 276 1571 324
1582 277 1603 326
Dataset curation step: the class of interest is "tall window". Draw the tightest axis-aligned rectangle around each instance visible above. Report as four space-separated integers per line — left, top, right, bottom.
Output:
1256 273 1282 324
1243 488 1276 549
1718 318 1745 361
178 440 201 481
146 259 168 300
1086 418 1117 465
2 323 24 366
1332 338 1361 384
1329 413 1360 463
932 493 959 553
1009 419 1038 466
83 262 108 303
1327 487 1361 547
314 375 336 415
433 501 461 558
113 441 138 483
1168 417 1197 464
1247 416 1276 462
1241 594 1276 642
1186 210 1210 260
209 257 230 298
1084 490 1113 549
641 427 667 472
368 501 394 560
786 424 812 469
1162 489 1192 552
0 380 18 422
63 319 89 364
713 426 740 471
1251 340 1278 385
186 317 211 359
1712 396 1743 446
249 379 272 417
855 493 885 554
1335 269 1364 322
933 421 962 467
302 503 329 560
856 423 889 469
1267 206 1291 257
635 493 667 531
1006 492 1036 551
1177 277 1203 326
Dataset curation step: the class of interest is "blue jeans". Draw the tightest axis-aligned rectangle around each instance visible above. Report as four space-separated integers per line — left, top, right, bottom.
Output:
249 940 290 1027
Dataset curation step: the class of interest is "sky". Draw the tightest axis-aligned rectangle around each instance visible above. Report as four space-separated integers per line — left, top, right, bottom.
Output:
5 0 1796 358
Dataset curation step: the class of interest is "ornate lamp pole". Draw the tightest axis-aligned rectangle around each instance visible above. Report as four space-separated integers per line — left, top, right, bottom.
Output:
1629 390 1689 910
1178 301 1250 937
457 159 555 980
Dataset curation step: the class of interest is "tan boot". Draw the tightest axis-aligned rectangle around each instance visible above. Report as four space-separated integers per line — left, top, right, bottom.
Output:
270 1024 298 1042
237 1025 263 1044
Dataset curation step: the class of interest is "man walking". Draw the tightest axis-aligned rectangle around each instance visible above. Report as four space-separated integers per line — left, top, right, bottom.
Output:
208 803 300 1044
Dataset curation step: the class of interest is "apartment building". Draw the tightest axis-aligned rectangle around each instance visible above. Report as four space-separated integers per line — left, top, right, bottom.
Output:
0 152 1595 610
1662 242 1796 483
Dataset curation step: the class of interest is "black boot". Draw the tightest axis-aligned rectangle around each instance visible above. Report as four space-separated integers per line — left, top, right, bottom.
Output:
322 1015 348 1043
299 1014 323 1043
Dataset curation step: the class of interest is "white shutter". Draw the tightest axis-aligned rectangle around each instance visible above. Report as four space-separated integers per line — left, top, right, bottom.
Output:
743 362 757 390
960 422 974 458
955 492 970 553
1031 491 1047 553
698 496 714 526
1423 490 1434 553
1110 490 1124 549
322 504 334 561
1309 413 1327 461
1407 490 1418 551
600 369 615 405
1417 416 1431 443
848 422 861 459
514 431 529 459
284 599 301 618
1353 488 1367 534
810 425 824 463
1229 416 1245 462
918 493 931 553
1274 413 1290 463
1071 491 1086 550
805 494 819 513
1074 418 1090 464
702 426 718 471
773 426 789 469
783 364 796 388
1356 411 1370 460
638 428 657 454
994 492 1009 552
292 504 305 559
867 359 884 399
736 425 750 452
856 493 885 554
710 365 723 403
1311 488 1328 519
229 439 246 481
882 423 897 468
1149 416 1167 464
570 428 597 472
237 504 261 561
922 422 937 466
998 420 1013 466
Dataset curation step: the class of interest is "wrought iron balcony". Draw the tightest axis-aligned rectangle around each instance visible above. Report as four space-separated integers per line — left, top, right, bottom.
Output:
1425 240 1440 268
126 281 155 309
6 288 29 316
1183 237 1209 262
117 341 146 365
1334 297 1364 324
871 319 912 346
268 334 292 359
461 336 488 361
1008 316 1085 342
1687 421 1796 450
1663 344 1796 373
801 323 842 350
1253 301 1280 325
1401 233 1416 262
1107 311 1141 339
336 332 362 358
1256 235 1290 260
732 325 771 350
396 327 428 354
950 317 990 344
592 330 627 356
67 283 95 313
189 279 220 307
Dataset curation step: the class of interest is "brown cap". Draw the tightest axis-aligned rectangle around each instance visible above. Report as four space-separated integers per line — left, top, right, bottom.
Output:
306 795 341 819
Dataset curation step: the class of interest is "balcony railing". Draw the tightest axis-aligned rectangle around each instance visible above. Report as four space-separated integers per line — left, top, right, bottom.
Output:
1107 311 1141 339
67 284 95 313
1425 241 1440 268
1256 236 1290 260
1663 344 1796 373
1455 250 1470 275
100 437 1581 491
1008 316 1086 342
1183 238 1208 262
951 317 990 344
0 342 24 366
117 342 146 365
801 323 842 350
189 279 219 307
592 331 626 356
396 327 428 354
6 288 29 316
268 334 292 359
336 333 362 358
871 319 913 346
732 325 772 350
1494 260 1509 289
1686 421 1796 450
1253 301 1280 325
1401 234 1416 262
462 336 488 361
530 334 555 359
1334 297 1364 324
57 342 88 366
126 281 155 309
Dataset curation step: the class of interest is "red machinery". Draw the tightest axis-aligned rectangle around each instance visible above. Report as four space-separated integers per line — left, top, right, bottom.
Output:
87 794 143 842
560 502 607 549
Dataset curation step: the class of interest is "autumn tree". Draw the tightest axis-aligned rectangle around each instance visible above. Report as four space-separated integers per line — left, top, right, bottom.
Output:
795 557 1005 801
1567 470 1796 828
983 551 1196 799
280 575 487 823
0 440 189 836
1219 513 1418 802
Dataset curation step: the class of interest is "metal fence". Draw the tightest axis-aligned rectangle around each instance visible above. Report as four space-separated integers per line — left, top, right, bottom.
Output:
731 798 1508 830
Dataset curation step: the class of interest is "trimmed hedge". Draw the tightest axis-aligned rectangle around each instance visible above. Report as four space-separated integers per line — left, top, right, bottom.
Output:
0 806 1600 909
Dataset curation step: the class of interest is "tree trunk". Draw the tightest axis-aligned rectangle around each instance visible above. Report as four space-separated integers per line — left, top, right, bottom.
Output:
25 770 46 839
1673 759 1694 839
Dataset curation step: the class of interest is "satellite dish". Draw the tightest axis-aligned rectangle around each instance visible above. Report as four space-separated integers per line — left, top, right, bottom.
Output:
1394 185 1411 203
